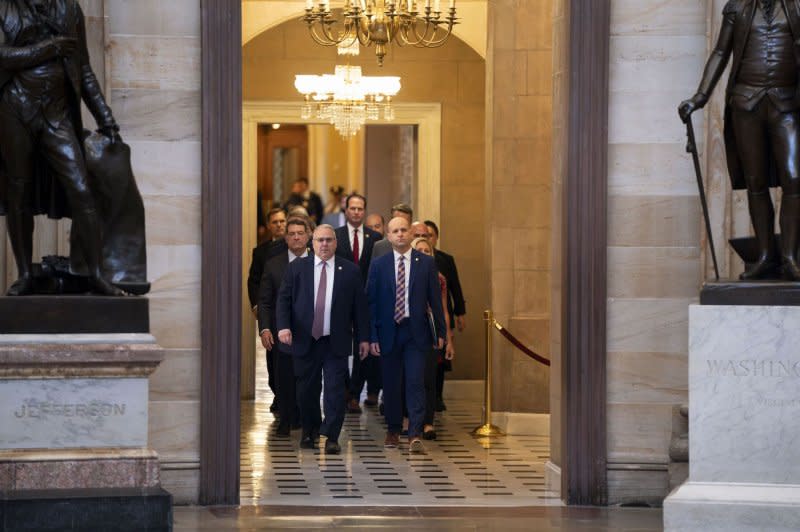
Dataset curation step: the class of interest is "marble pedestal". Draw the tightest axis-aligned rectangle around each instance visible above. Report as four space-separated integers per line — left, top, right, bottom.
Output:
664 305 800 531
0 334 171 531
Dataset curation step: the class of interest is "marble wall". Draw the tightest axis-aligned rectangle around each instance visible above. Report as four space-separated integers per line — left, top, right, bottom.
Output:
104 0 202 504
486 0 553 415
605 0 706 504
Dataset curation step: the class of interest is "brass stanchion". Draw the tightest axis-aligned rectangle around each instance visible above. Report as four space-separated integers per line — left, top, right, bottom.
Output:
472 309 505 437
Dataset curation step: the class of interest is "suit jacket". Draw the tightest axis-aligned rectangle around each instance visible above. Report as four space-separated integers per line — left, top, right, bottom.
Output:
276 255 369 358
321 211 345 228
366 248 446 354
257 250 298 353
695 0 800 189
434 248 466 318
246 239 285 308
372 238 392 260
334 224 381 283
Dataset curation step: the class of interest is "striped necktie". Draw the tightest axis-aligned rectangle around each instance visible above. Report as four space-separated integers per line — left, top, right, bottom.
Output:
394 256 406 323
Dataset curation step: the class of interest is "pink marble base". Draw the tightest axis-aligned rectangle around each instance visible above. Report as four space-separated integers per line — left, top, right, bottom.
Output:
0 449 159 490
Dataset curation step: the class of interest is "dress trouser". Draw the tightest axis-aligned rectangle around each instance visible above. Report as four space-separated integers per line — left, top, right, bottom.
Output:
275 349 299 426
423 348 439 425
381 320 427 438
294 337 348 442
349 345 382 399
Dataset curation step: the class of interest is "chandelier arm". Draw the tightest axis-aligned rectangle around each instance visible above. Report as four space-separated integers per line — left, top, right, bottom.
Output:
308 25 345 46
412 24 455 47
402 19 437 46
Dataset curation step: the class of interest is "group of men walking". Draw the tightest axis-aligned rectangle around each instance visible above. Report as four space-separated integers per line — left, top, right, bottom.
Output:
249 194 465 454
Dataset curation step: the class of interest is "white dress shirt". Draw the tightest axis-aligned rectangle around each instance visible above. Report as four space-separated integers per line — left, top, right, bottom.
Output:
347 222 365 261
288 249 308 262
314 255 335 336
393 249 412 319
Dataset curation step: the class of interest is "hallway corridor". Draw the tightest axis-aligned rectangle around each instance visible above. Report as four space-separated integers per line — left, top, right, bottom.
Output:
240 345 560 506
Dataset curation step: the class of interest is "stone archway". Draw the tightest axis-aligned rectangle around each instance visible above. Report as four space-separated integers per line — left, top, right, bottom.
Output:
199 0 610 506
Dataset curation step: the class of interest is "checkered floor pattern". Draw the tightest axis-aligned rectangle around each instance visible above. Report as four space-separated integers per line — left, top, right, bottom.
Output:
240 348 559 506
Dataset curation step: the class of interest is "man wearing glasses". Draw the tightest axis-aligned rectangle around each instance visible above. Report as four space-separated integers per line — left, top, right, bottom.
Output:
276 224 370 454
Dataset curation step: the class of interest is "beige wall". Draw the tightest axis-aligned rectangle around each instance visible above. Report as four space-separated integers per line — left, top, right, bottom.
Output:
605 0 705 504
486 0 553 414
105 0 202 504
243 19 488 379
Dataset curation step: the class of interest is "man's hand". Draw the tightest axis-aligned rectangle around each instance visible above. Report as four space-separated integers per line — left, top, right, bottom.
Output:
455 314 466 332
678 93 708 123
358 341 370 360
278 329 292 346
260 330 274 351
436 337 444 350
445 341 455 361
370 342 381 357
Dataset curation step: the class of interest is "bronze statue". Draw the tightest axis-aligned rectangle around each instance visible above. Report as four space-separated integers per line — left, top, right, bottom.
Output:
0 0 147 296
680 0 800 281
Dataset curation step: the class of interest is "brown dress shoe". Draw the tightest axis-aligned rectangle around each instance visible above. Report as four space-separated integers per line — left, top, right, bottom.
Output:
346 398 362 413
384 432 400 448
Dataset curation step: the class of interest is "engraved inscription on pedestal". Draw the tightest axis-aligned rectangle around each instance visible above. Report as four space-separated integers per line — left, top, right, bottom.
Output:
690 305 800 484
0 378 147 449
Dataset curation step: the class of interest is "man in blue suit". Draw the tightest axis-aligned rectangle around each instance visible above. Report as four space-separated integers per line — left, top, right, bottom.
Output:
367 217 445 453
277 224 370 454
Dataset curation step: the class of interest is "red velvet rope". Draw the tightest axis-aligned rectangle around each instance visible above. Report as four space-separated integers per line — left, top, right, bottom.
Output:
494 322 551 367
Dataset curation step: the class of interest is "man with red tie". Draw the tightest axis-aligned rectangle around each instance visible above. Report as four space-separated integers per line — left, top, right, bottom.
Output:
367 217 446 453
335 193 382 413
276 224 370 453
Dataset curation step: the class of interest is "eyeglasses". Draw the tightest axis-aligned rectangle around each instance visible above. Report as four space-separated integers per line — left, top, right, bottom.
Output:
314 237 335 243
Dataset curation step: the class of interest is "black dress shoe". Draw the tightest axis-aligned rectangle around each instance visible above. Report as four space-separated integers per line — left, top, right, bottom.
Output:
299 436 316 449
784 258 800 281
324 440 341 454
423 429 436 440
276 423 290 437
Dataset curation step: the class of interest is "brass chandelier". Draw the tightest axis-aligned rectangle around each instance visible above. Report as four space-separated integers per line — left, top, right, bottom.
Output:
302 0 459 66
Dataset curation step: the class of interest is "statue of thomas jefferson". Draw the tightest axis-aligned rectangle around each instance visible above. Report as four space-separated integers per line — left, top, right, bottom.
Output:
0 0 128 296
680 0 800 281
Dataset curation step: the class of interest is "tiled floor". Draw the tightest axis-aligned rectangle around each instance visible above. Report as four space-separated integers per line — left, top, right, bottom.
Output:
240 344 560 507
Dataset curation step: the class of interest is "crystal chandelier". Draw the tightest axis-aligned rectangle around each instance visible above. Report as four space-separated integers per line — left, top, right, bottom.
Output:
295 65 401 137
302 0 459 66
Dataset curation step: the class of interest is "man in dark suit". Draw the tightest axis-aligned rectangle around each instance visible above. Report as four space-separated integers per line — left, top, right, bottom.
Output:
284 177 324 225
335 193 382 412
247 208 287 311
367 217 445 453
277 224 370 454
246 207 287 409
258 217 311 435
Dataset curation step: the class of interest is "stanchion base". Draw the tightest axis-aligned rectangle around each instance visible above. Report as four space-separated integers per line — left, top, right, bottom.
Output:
471 424 505 437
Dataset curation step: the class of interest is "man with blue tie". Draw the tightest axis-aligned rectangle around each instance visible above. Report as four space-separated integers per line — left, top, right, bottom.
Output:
367 217 446 453
277 224 370 454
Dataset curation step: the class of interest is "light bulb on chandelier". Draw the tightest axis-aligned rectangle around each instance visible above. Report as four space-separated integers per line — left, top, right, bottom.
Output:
295 45 402 137
302 0 458 66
